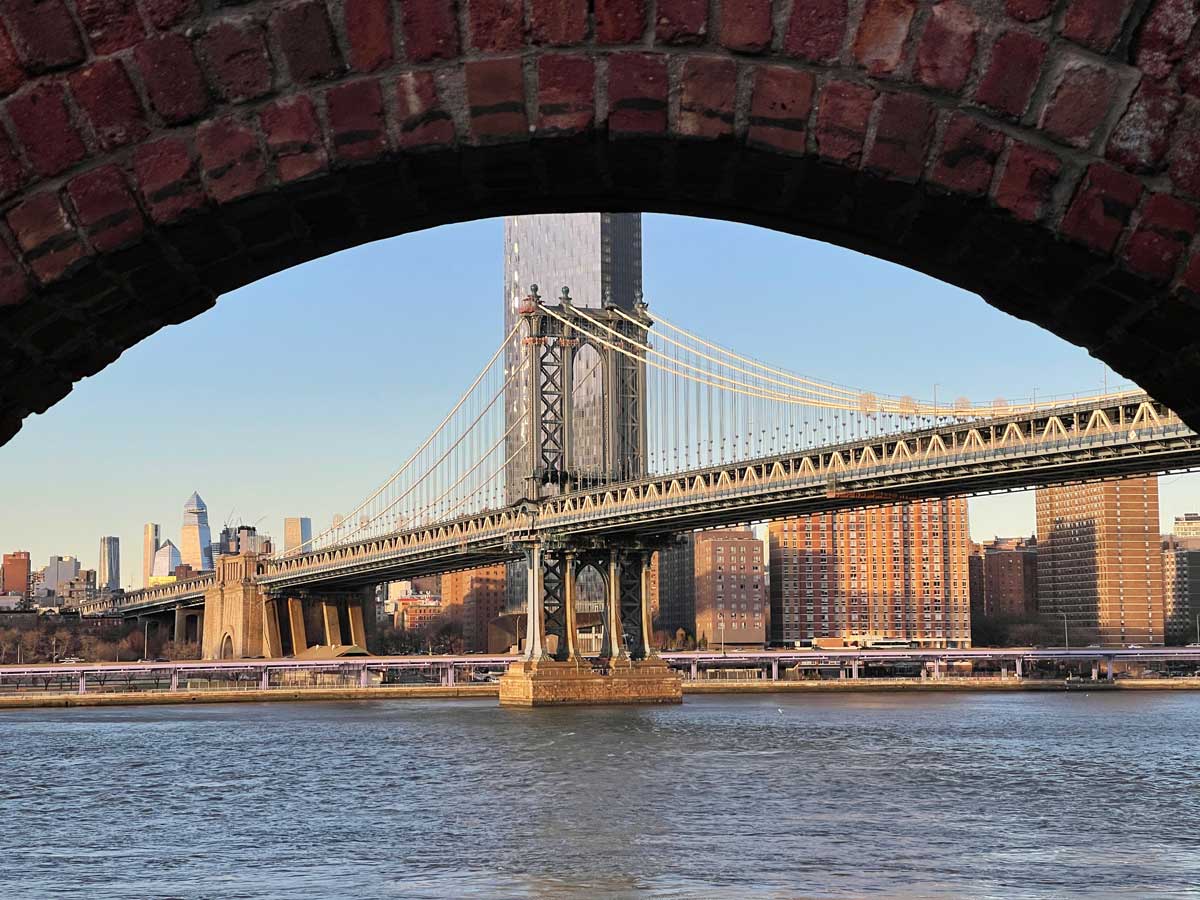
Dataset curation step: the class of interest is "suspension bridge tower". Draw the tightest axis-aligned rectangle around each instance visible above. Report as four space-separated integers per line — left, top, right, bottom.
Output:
500 285 680 705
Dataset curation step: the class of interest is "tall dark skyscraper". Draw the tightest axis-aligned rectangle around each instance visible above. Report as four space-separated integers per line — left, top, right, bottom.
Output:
502 213 644 609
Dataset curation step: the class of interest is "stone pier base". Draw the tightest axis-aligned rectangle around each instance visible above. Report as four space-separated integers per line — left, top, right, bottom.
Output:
498 657 683 707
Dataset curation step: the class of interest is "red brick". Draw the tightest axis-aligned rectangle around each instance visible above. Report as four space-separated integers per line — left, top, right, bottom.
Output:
6 83 86 178
65 165 143 253
596 0 645 43
197 117 267 204
133 137 204 223
1136 0 1198 80
1124 193 1198 281
656 0 708 44
1061 163 1143 254
6 192 84 284
200 21 272 104
69 60 147 152
0 131 26 201
853 0 919 76
677 58 736 139
1107 81 1182 173
395 71 456 147
915 1 978 93
4 0 84 72
326 79 388 162
134 33 210 125
270 1 344 82
1168 109 1200 197
930 113 1004 195
0 237 28 307
1006 0 1052 22
994 142 1061 222
865 92 934 180
1039 60 1119 149
784 0 848 63
260 95 327 182
465 57 528 141
1181 250 1200 295
141 0 196 29
721 0 773 53
975 31 1047 117
747 65 815 155
469 0 524 51
815 80 876 165
1060 0 1133 51
401 0 460 61
531 0 588 45
344 0 393 71
77 0 144 55
537 54 595 135
0 28 23 98
608 53 668 134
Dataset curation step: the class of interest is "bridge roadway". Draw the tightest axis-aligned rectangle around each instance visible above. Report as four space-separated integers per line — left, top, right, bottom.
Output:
258 393 1200 593
3 647 1199 691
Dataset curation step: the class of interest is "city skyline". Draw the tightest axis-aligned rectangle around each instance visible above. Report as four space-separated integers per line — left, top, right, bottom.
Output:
3 214 1200 571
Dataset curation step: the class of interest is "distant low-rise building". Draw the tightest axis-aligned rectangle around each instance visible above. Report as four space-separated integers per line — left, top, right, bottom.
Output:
696 528 767 649
1174 514 1200 539
2 551 31 599
401 601 446 632
981 536 1038 618
442 565 507 653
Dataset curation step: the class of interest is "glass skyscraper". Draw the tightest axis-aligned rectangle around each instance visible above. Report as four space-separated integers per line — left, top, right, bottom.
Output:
98 536 120 593
180 492 214 572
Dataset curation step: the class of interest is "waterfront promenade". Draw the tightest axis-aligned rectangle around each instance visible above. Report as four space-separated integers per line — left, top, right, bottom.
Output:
3 647 1200 709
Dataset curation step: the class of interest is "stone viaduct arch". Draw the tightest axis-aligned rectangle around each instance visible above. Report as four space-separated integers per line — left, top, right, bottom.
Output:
0 0 1198 446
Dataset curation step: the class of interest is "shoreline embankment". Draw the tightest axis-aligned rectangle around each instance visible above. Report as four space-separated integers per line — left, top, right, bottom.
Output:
3 677 1200 710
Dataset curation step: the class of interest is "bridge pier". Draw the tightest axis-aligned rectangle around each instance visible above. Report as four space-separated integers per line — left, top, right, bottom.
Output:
499 541 681 706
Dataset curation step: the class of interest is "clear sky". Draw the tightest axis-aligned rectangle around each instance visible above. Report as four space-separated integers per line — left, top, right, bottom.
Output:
3 213 1198 586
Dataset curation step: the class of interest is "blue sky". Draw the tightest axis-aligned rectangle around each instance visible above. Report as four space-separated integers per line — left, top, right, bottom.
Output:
3 213 1197 586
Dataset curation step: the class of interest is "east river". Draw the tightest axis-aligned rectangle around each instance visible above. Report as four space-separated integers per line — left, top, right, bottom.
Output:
1 693 1198 899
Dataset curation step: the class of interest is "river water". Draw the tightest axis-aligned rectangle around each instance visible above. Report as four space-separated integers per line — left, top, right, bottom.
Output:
1 692 1198 899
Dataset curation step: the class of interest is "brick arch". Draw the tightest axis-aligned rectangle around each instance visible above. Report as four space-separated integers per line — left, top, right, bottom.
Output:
1 0 1198 446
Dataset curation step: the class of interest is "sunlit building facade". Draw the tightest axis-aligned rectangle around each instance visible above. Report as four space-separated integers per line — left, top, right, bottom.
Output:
98 536 120 593
769 498 972 648
150 540 182 585
142 522 160 588
1036 477 1164 646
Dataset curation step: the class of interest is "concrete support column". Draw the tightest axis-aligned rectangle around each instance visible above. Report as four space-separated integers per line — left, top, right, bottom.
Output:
639 551 654 660
1016 657 1024 678
933 659 942 679
1091 663 1099 681
690 659 698 680
78 673 86 695
347 603 367 649
263 598 283 659
174 605 185 643
446 664 455 687
358 666 369 688
771 659 779 681
563 552 580 661
322 600 342 647
607 549 627 660
1106 656 1114 681
259 667 270 690
288 597 307 655
851 659 860 679
523 547 547 661
170 669 179 691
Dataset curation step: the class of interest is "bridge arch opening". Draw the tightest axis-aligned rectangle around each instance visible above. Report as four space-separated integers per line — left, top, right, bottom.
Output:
0 0 1198 448
219 634 234 661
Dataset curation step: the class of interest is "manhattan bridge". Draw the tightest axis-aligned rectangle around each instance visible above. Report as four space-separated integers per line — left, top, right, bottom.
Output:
100 285 1200 690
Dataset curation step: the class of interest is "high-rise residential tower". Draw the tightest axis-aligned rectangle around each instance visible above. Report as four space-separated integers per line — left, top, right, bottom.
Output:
179 492 214 572
143 523 160 588
502 214 643 608
694 528 768 649
1162 536 1200 645
768 498 973 648
284 517 312 553
1036 477 1164 646
98 536 120 593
